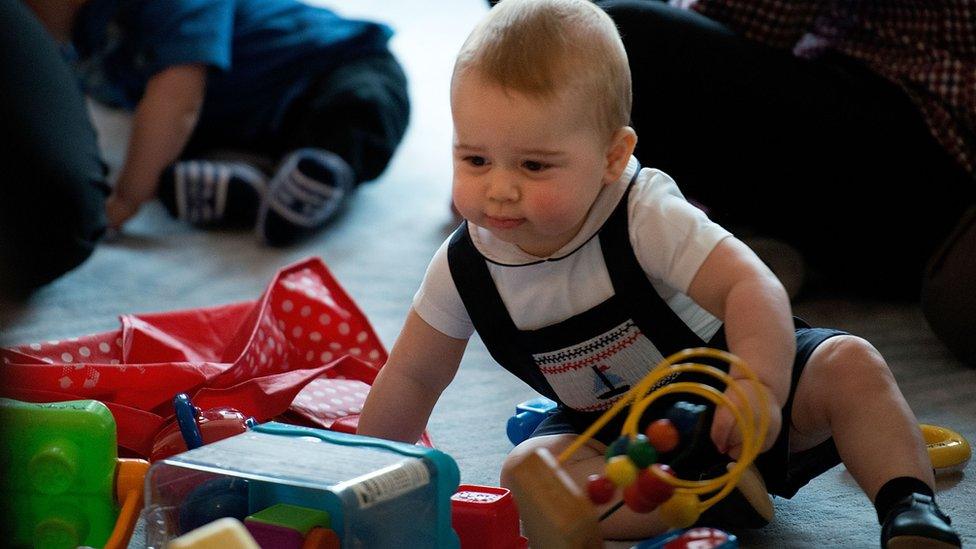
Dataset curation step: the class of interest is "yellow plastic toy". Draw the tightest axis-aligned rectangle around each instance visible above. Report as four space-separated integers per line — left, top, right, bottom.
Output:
507 348 769 548
922 424 971 474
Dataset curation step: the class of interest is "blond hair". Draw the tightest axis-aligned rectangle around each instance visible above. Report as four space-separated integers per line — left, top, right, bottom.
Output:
452 0 631 140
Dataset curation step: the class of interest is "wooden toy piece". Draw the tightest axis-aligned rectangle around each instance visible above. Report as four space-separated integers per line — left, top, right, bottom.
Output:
626 435 657 468
507 448 603 549
451 484 528 549
169 517 260 549
634 465 674 509
605 436 630 459
586 475 616 505
245 503 331 549
302 527 340 549
665 401 707 435
622 483 657 513
644 419 680 453
605 455 638 487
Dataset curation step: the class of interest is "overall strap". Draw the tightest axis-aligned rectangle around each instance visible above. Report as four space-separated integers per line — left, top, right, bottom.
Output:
598 173 717 356
446 223 560 401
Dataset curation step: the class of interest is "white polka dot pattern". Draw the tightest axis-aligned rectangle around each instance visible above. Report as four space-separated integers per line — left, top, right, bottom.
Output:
0 260 389 433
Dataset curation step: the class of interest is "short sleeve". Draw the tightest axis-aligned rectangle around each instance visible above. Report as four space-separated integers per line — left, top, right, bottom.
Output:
412 240 476 340
629 170 732 293
137 0 235 74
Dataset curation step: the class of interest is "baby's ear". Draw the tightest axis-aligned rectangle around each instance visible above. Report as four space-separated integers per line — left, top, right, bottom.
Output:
603 126 638 184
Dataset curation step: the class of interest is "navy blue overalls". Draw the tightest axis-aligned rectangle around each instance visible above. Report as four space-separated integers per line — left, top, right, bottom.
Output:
447 174 728 443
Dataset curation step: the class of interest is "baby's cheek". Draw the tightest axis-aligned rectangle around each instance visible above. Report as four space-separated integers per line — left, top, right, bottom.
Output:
529 192 577 225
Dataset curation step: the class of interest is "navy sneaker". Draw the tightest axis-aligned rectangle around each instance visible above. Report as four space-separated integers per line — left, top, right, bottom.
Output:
158 160 267 227
881 493 961 548
256 149 354 246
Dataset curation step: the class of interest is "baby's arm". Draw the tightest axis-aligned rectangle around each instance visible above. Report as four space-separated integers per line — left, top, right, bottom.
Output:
358 308 468 444
687 237 795 457
106 64 206 228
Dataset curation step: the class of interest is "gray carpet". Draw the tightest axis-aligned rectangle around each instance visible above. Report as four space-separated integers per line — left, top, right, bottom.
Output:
2 1 972 547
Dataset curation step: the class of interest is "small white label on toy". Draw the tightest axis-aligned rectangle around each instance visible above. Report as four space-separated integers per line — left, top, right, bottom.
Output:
345 460 431 509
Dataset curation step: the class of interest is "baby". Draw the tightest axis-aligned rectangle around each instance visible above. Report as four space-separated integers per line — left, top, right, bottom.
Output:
27 0 408 245
358 0 960 546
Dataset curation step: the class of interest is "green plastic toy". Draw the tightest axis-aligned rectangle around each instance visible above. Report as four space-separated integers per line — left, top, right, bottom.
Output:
0 398 118 549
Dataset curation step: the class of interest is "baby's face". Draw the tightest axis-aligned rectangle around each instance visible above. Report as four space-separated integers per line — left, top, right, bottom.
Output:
451 72 614 257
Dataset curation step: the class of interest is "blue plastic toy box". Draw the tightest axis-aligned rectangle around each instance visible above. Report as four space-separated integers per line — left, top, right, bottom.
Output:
140 422 460 548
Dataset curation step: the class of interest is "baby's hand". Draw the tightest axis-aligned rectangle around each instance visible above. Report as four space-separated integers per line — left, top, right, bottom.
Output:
105 193 142 229
709 380 782 460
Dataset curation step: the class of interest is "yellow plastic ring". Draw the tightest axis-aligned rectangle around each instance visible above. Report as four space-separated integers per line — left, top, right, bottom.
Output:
921 424 971 474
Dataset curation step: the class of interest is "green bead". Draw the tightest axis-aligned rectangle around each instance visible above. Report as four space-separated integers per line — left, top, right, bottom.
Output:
627 434 658 468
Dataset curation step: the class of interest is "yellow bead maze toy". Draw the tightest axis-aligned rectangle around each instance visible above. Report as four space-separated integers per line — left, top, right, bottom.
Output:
507 348 770 549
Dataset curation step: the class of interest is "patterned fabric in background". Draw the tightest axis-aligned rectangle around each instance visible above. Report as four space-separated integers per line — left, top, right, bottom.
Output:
0 257 415 456
675 0 976 177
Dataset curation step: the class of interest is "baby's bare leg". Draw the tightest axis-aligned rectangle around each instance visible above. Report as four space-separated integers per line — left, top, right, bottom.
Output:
500 434 670 541
788 335 934 499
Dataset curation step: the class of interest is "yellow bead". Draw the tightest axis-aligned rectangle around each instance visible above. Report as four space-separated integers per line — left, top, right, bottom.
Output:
658 492 700 528
604 455 638 487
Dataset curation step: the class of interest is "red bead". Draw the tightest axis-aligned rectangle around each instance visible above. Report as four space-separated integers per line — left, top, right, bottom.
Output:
645 419 680 453
623 482 658 513
636 464 675 507
586 474 616 505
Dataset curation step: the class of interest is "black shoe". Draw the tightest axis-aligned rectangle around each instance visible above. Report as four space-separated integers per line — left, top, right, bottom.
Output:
881 493 961 548
695 462 774 529
158 160 267 227
256 148 354 246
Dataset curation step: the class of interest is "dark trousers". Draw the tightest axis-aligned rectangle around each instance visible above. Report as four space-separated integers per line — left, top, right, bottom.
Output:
599 0 974 299
0 0 109 296
185 51 410 186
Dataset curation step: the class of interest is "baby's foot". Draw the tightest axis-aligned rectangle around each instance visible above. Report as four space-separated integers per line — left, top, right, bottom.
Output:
257 149 354 246
158 160 268 227
881 493 961 548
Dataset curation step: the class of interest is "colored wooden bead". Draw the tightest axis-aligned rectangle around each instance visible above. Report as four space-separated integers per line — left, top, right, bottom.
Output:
627 434 657 468
658 492 700 529
605 435 630 460
645 419 680 453
665 401 707 435
635 465 675 507
622 482 657 513
605 455 638 487
586 474 616 505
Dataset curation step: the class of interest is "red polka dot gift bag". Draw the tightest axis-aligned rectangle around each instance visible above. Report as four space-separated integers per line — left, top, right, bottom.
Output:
0 257 431 457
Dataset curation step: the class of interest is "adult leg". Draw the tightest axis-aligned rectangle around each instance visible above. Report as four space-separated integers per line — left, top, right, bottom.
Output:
0 0 108 296
599 0 974 297
921 206 976 365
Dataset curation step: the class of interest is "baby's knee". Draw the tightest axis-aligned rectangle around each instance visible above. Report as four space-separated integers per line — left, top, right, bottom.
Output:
810 335 894 390
499 435 576 489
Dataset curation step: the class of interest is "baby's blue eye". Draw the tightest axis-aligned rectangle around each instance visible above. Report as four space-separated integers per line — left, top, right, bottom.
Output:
467 156 486 166
523 160 548 172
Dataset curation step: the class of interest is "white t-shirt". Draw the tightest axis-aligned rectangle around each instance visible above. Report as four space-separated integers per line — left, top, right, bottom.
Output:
413 157 730 341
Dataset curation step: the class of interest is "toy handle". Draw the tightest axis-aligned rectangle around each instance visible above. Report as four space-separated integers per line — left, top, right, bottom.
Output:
507 411 545 446
174 393 204 450
104 458 150 549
